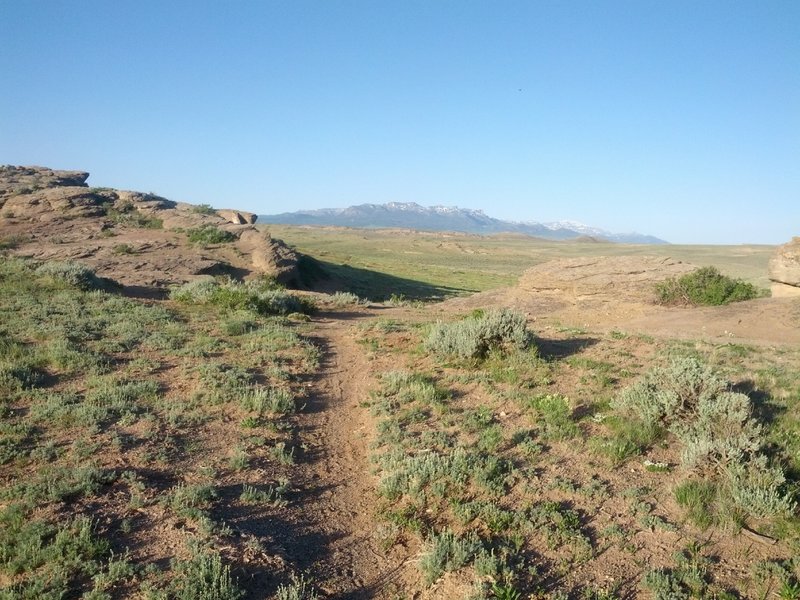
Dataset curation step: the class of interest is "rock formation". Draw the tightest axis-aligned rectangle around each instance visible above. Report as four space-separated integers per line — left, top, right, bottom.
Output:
769 237 800 297
0 165 299 289
517 256 694 299
217 209 257 225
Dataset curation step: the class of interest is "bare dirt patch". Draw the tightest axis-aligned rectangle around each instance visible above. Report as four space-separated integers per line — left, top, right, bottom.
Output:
287 311 417 599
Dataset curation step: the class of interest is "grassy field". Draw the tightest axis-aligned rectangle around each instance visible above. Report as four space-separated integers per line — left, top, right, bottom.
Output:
0 258 319 599
263 225 774 301
356 306 800 599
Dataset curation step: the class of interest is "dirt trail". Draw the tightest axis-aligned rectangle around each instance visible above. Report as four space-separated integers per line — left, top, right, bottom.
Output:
286 311 414 599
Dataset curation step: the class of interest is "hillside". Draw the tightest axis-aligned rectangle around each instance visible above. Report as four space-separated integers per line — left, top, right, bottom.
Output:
259 202 668 244
0 166 299 290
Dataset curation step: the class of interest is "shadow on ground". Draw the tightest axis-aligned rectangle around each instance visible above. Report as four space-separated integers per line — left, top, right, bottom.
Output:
535 336 600 360
293 255 471 302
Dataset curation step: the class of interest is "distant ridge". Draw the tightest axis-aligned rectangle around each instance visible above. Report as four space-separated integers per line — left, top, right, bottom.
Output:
259 202 668 244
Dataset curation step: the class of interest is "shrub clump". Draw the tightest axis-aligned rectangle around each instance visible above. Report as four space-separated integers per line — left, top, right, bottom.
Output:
170 278 315 316
191 204 217 215
655 266 760 306
613 357 795 519
186 224 237 245
425 309 532 360
35 261 116 292
612 357 759 469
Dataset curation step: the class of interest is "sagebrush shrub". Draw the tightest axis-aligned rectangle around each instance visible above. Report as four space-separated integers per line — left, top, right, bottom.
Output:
613 357 795 518
613 357 760 471
655 266 760 306
35 261 113 291
329 291 365 307
170 548 242 600
425 309 532 360
170 278 315 316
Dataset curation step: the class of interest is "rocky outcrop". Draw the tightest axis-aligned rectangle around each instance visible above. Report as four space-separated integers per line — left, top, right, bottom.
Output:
0 165 299 288
217 209 257 225
0 166 89 207
517 256 695 299
769 238 800 297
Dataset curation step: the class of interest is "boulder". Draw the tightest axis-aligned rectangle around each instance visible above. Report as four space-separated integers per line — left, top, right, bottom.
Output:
217 209 257 225
769 237 800 296
236 228 299 283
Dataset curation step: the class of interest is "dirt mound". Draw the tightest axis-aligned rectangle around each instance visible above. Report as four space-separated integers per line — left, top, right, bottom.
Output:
446 255 800 346
0 165 299 290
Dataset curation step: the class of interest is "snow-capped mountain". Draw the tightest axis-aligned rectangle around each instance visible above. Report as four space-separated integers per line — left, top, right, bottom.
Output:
258 203 667 244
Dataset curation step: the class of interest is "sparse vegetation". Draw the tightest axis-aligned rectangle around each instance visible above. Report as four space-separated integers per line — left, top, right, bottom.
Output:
1 202 796 600
0 255 318 598
186 224 237 245
191 203 217 215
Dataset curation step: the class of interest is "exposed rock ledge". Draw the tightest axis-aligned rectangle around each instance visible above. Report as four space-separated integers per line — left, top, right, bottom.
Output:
0 165 299 288
769 237 800 298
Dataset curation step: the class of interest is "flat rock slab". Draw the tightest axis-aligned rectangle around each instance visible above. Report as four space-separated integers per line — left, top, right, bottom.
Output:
518 255 695 298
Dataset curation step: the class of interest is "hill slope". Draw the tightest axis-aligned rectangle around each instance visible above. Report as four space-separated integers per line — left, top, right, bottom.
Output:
0 165 299 289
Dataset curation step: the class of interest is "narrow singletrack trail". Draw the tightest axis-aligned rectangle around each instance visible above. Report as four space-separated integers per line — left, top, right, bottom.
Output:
283 311 415 599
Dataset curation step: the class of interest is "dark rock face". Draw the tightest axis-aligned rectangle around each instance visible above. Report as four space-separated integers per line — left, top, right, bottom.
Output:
769 237 800 297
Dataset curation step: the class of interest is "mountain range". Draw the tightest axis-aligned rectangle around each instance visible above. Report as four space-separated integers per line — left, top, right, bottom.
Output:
258 202 668 244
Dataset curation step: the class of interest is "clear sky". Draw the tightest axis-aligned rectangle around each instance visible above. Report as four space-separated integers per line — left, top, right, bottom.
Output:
2 1 798 244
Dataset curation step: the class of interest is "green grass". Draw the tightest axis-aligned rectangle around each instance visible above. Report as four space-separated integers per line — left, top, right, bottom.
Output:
674 480 717 528
0 256 319 598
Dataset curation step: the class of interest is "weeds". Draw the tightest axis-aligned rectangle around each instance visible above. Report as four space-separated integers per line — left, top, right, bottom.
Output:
169 547 243 600
276 574 319 600
525 393 579 441
240 480 289 506
419 529 482 585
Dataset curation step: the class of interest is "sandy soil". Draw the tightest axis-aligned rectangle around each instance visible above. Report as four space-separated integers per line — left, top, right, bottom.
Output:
285 312 419 599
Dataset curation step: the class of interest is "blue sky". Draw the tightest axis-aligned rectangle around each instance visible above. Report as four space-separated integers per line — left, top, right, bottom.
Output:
2 1 798 244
